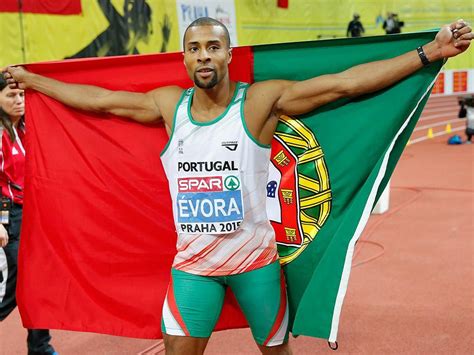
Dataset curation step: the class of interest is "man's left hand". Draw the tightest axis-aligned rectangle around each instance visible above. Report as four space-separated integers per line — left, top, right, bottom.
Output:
436 19 472 58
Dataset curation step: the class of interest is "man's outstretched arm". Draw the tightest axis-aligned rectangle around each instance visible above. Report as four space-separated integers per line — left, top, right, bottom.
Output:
274 20 472 116
2 66 182 123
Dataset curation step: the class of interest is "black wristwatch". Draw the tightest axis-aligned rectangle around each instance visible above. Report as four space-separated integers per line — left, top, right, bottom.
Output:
416 46 430 66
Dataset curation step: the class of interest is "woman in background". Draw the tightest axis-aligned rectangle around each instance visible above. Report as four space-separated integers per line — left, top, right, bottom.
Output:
464 96 474 143
0 76 56 355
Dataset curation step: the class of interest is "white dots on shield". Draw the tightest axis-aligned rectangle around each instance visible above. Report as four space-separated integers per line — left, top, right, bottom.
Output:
267 181 277 198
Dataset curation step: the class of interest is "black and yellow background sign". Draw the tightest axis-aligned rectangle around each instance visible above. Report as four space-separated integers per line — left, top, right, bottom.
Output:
0 0 470 69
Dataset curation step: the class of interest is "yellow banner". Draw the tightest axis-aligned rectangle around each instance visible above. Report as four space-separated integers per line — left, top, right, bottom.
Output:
0 0 181 65
0 0 471 69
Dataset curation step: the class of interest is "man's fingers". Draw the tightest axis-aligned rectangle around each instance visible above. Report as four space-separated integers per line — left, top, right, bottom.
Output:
453 26 472 38
2 67 21 89
450 19 467 31
2 68 14 81
456 19 466 29
449 21 460 31
6 77 18 89
3 65 23 77
457 32 474 41
454 40 472 49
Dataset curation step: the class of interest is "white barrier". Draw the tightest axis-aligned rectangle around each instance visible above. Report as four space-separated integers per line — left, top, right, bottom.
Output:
372 180 390 214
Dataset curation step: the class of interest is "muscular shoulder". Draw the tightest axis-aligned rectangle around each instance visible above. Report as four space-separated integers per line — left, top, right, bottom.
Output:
149 85 184 104
246 80 292 104
240 80 294 145
244 80 292 119
148 85 185 126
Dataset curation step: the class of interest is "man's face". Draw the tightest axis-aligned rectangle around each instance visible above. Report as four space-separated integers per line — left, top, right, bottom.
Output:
183 25 232 89
0 86 25 119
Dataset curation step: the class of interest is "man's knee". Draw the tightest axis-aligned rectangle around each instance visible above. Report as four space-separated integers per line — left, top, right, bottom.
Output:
258 341 292 355
163 334 209 355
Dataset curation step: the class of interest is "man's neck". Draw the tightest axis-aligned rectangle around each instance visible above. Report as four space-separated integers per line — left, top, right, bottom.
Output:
192 78 236 112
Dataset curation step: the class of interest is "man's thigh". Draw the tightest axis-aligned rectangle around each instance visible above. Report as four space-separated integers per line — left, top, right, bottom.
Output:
162 268 226 338
229 262 289 347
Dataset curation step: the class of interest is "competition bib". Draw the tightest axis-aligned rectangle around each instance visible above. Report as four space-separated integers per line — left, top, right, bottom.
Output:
176 173 244 234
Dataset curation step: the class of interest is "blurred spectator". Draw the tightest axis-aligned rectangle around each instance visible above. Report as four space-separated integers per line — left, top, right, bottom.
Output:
383 12 404 34
347 13 365 37
463 97 474 143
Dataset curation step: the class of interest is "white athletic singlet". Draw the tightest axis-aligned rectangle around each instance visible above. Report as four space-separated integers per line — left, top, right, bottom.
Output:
161 82 278 276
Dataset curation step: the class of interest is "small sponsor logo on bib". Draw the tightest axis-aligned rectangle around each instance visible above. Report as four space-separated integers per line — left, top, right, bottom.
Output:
224 175 240 190
222 141 238 151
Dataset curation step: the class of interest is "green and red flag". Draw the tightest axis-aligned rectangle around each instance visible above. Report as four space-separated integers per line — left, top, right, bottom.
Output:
17 31 442 341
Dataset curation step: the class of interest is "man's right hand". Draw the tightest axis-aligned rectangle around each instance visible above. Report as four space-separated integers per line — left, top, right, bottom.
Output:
2 66 30 90
0 224 8 248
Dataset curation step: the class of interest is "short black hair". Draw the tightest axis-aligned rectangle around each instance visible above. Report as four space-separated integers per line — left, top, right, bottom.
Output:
183 17 231 49
0 74 7 91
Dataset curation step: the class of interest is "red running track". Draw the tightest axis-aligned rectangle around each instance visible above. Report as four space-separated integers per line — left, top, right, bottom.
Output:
1 95 473 354
409 94 466 144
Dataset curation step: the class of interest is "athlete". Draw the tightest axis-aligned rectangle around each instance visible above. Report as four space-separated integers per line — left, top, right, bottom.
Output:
3 17 472 355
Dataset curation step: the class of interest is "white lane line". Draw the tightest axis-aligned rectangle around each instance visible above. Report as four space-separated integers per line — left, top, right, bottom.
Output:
418 111 458 122
414 119 464 131
409 126 465 145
